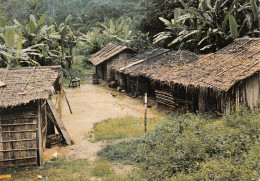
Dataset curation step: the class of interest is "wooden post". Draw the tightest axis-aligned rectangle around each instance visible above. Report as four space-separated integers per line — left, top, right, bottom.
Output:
37 103 42 166
144 93 148 157
47 97 72 145
63 88 72 114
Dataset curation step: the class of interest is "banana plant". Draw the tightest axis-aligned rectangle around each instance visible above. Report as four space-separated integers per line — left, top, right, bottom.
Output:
99 17 132 45
0 28 40 67
154 0 258 53
50 14 76 68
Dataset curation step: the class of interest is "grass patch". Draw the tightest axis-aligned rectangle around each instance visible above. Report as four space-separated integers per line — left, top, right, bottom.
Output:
1 159 89 181
93 116 163 141
90 160 113 177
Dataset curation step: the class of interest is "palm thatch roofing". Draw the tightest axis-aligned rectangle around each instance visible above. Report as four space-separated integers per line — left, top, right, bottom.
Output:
110 48 168 72
120 49 199 82
89 43 135 66
168 38 260 92
0 66 61 108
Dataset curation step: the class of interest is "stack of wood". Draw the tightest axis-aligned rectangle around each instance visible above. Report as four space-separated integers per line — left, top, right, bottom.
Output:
46 134 63 148
155 90 178 108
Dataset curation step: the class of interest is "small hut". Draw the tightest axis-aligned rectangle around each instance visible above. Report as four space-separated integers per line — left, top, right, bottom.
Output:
0 66 72 167
166 38 260 113
120 49 199 100
89 43 136 81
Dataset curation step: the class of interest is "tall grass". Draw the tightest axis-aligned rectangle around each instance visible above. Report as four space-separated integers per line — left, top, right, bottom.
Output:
93 116 163 141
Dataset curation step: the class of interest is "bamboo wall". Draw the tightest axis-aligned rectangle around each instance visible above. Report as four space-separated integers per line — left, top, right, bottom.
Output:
224 71 260 113
0 101 48 167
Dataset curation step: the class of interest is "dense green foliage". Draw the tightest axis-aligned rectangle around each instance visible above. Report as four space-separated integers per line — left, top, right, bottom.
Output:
0 13 75 68
153 0 260 53
0 0 150 67
98 109 260 180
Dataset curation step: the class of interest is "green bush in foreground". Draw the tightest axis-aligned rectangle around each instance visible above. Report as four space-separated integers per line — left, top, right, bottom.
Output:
99 109 260 180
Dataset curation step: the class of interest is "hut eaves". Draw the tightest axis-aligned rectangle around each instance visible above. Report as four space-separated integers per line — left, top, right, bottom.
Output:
0 66 61 108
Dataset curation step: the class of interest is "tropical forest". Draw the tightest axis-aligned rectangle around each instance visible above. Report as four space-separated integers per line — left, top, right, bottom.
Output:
0 0 259 180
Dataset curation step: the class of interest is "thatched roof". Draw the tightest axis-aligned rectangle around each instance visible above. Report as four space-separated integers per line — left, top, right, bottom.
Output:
89 43 135 66
0 66 61 108
168 38 260 92
120 49 199 82
110 48 168 72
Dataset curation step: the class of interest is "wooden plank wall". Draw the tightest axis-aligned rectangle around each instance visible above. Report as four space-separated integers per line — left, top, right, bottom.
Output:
0 105 38 167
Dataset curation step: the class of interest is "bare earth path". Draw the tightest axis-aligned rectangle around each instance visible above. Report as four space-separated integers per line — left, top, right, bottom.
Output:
42 83 158 163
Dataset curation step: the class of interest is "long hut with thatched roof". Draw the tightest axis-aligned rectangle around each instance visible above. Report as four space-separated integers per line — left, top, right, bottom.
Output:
119 49 200 101
163 38 260 113
0 66 72 167
89 43 136 81
111 48 169 91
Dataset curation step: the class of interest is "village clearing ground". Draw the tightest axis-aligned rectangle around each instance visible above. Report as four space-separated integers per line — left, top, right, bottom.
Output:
0 82 164 180
44 82 162 162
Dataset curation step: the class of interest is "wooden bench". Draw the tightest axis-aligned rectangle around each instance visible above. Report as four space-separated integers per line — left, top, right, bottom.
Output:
69 77 80 87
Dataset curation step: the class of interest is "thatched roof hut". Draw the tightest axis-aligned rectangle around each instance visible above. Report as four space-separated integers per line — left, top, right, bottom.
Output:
89 43 134 66
89 43 136 81
168 38 260 92
120 49 199 82
159 38 260 112
0 66 61 108
0 66 72 167
117 49 199 98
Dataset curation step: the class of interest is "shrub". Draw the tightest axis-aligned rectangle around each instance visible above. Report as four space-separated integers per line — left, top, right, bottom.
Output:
99 109 260 180
98 139 144 164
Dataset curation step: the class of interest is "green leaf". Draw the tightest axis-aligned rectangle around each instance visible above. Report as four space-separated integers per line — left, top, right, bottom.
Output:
30 15 37 25
174 9 182 23
250 0 259 27
38 14 46 26
179 0 188 9
16 31 22 59
4 29 15 49
0 17 6 27
110 19 115 34
159 17 171 26
198 36 209 46
28 19 37 34
200 44 213 51
222 13 230 29
65 14 72 26
168 35 184 46
229 15 238 39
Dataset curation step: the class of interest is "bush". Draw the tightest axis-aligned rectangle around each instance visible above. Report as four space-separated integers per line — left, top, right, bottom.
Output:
98 139 144 164
99 110 260 180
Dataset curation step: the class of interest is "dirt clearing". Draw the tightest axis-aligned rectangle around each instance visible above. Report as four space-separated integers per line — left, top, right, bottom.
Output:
43 83 160 163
